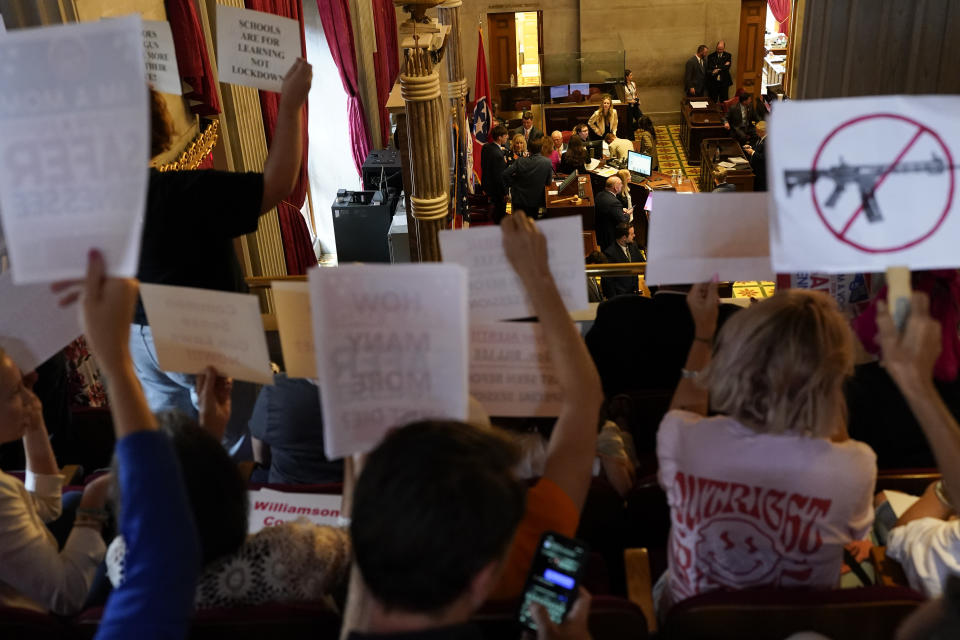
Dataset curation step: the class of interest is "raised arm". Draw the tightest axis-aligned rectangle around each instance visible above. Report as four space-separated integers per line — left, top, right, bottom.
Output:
669 281 719 415
261 59 312 214
502 211 604 511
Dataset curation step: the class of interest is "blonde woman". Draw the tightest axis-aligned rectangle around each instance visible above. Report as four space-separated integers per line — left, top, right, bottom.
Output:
509 134 528 162
588 95 618 140
656 286 876 613
616 169 634 210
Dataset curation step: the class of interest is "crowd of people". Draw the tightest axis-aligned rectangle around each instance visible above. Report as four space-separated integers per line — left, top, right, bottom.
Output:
3 49 960 640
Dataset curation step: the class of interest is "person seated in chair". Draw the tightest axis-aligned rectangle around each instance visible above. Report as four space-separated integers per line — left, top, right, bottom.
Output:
602 223 644 299
723 91 758 145
595 176 633 251
504 138 554 218
604 132 634 164
712 166 736 192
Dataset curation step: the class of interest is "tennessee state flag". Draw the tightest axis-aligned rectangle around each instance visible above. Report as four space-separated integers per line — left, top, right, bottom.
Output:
471 25 491 187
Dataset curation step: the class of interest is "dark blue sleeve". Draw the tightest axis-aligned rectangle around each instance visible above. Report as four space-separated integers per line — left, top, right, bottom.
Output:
95 431 200 640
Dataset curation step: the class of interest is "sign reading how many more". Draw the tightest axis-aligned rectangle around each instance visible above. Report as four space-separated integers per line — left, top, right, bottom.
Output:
0 16 149 284
310 264 469 459
216 4 300 92
141 20 182 95
770 95 960 273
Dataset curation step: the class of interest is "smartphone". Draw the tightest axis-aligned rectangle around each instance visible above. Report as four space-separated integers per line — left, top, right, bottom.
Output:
517 531 589 631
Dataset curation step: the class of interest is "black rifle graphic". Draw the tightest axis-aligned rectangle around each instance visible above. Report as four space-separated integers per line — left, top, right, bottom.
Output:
784 154 959 223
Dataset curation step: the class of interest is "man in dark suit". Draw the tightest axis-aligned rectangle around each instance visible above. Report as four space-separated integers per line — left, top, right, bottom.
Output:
480 125 510 223
684 45 708 96
503 138 554 217
511 110 543 145
595 176 632 251
706 40 733 103
724 92 759 145
744 120 767 191
601 223 644 298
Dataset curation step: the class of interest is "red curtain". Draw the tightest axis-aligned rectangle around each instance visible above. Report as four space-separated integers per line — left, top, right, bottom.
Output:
768 0 791 37
372 0 399 148
317 0 371 174
245 0 315 275
165 0 221 115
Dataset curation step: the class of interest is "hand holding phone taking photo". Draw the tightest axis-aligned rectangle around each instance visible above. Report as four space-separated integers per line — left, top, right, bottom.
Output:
529 587 593 640
518 531 590 634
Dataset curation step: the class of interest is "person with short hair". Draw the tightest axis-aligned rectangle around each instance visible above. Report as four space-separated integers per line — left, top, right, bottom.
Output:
744 120 768 191
595 176 633 250
551 130 566 157
712 166 736 192
574 123 590 143
588 94 618 140
724 91 759 145
684 45 709 96
512 110 543 144
656 286 877 613
706 40 733 103
481 124 511 224
604 132 634 163
504 137 554 218
601 223 644 298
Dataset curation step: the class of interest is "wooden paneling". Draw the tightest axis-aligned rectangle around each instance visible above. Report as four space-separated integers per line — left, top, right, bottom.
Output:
736 0 766 96
487 12 516 110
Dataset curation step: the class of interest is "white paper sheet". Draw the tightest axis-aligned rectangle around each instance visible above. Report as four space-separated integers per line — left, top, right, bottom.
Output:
439 216 589 322
273 280 317 379
138 284 274 384
770 95 960 273
882 490 920 519
586 158 601 171
470 322 562 417
0 271 82 372
0 16 149 284
142 20 182 95
645 193 774 285
309 264 469 458
690 101 709 109
216 4 300 92
248 488 342 534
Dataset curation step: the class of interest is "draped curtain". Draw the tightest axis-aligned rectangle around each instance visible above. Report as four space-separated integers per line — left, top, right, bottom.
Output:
165 0 221 115
768 0 791 37
372 0 399 148
317 0 372 174
245 0 315 275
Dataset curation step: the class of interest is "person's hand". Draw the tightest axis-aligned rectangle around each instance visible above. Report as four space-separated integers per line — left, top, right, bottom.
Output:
20 385 44 435
79 473 113 510
502 210 549 283
723 122 730 130
529 588 592 640
196 366 233 440
686 279 719 339
743 144 754 156
52 250 139 375
877 291 942 395
279 58 312 112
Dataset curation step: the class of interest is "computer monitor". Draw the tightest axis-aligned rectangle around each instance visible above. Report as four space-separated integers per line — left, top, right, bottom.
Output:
627 151 652 178
585 139 604 159
569 82 589 96
549 84 569 100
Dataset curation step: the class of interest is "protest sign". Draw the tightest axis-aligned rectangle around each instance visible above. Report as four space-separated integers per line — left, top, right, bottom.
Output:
438 216 588 322
216 4 299 92
470 322 562 417
273 280 317 379
0 271 82 372
309 264 468 458
141 20 181 95
0 16 148 284
645 193 773 285
770 95 960 273
139 284 274 384
248 488 342 534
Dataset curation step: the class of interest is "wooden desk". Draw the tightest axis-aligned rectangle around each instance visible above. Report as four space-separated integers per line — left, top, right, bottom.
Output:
699 138 754 192
679 98 726 163
544 176 595 231
542 102 629 135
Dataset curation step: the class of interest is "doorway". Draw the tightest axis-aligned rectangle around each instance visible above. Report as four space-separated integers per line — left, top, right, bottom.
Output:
487 11 543 111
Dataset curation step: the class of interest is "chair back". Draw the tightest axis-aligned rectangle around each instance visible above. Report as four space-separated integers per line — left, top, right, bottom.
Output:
875 469 940 496
721 96 738 114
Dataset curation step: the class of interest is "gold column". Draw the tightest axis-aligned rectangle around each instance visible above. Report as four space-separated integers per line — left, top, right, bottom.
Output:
437 0 466 185
395 3 452 262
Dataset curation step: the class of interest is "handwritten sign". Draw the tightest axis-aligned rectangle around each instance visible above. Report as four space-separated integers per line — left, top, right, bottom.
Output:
0 271 81 372
0 16 148 284
139 284 274 384
645 193 773 285
141 20 181 95
439 216 589 321
248 488 341 534
470 322 562 417
309 264 468 458
216 4 299 92
273 280 317 379
770 96 960 273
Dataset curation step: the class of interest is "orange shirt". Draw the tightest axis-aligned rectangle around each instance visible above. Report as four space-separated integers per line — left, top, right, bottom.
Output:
489 477 579 600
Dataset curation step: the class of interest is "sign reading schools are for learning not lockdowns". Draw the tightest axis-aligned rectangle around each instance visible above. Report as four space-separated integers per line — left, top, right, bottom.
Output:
216 4 300 92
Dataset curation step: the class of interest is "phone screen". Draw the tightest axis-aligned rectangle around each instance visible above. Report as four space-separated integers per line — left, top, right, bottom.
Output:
517 532 588 630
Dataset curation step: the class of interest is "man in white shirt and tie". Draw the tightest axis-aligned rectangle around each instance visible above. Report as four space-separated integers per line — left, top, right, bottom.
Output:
602 223 644 297
684 45 708 96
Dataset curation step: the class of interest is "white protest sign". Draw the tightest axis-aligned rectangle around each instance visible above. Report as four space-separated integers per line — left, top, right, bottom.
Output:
248 488 342 534
309 264 468 458
770 95 960 273
439 216 589 321
216 4 299 92
273 280 317 379
0 16 148 284
645 192 773 285
142 20 181 95
0 271 82 372
470 322 562 417
139 284 274 384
